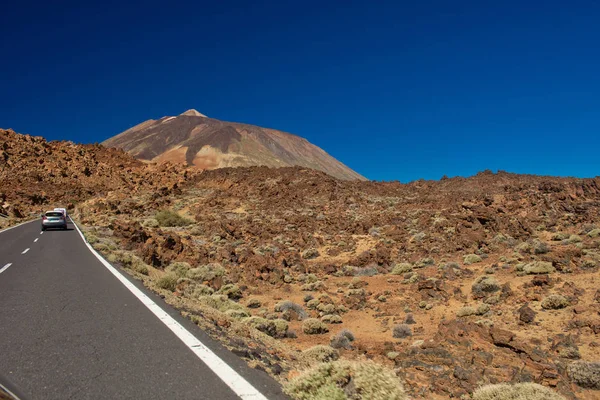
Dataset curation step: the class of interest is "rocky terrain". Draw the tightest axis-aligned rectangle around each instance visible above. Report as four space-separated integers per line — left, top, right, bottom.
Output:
102 109 365 181
2 128 600 399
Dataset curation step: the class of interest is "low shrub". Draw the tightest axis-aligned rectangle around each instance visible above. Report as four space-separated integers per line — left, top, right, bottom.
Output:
567 361 600 389
472 276 501 299
464 254 482 265
330 329 355 349
302 281 325 291
187 263 226 282
218 284 243 300
522 261 555 275
391 263 413 275
165 261 192 278
533 239 550 254
551 232 570 241
303 345 339 363
392 324 412 339
224 309 250 319
472 382 565 400
284 360 407 400
588 228 600 238
416 257 435 268
198 294 245 313
321 314 343 324
156 273 178 292
302 248 320 260
155 209 193 227
243 316 289 338
541 294 570 310
457 304 490 317
275 300 308 320
303 318 329 334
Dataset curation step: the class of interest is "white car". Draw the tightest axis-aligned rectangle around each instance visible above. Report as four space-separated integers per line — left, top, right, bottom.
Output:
54 208 68 220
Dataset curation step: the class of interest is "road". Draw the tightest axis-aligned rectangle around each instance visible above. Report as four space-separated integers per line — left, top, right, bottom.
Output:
0 219 288 400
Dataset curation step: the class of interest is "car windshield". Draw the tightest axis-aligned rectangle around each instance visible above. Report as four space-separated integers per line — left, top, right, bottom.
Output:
46 212 63 217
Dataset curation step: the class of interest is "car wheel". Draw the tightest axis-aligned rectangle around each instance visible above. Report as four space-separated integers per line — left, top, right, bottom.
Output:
41 226 46 231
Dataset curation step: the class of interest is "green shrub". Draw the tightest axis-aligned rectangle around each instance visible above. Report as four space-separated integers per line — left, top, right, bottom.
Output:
224 309 250 319
165 261 192 278
155 210 193 227
464 254 482 265
568 234 582 244
416 257 435 268
567 361 600 389
472 382 565 400
472 276 501 299
457 304 490 317
522 261 555 274
303 318 329 335
243 316 289 338
218 284 243 300
187 263 226 282
303 345 339 363
142 218 159 228
302 248 320 259
551 232 570 241
588 228 600 238
321 314 343 324
541 294 570 310
198 294 245 313
156 273 178 291
302 281 325 291
284 360 407 400
391 263 413 275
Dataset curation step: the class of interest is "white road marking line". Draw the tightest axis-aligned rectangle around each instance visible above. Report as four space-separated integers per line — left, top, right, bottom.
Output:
72 220 268 400
40 231 43 234
0 263 12 274
21 248 30 254
0 218 40 235
34 238 39 242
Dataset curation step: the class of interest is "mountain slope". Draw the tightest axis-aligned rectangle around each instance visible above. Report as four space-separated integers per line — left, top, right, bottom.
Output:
102 110 366 181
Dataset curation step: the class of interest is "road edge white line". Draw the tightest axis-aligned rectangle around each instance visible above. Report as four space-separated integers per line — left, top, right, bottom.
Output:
0 263 12 274
71 220 269 400
0 218 39 235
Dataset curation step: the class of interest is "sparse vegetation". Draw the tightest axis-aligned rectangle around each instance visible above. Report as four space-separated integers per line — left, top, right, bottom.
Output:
275 300 308 320
464 254 482 265
284 360 407 400
457 304 490 317
471 382 565 400
302 318 329 334
522 261 555 274
330 329 355 349
156 273 178 291
392 324 412 339
471 275 501 299
391 263 413 275
567 361 600 389
243 316 289 338
541 294 570 310
302 345 339 363
155 209 193 227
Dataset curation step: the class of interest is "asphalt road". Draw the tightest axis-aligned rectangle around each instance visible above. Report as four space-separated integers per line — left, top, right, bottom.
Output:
0 219 288 400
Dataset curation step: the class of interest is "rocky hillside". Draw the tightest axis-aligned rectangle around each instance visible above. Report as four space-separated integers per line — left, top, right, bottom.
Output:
76 166 600 399
102 110 365 181
3 128 600 399
0 128 199 219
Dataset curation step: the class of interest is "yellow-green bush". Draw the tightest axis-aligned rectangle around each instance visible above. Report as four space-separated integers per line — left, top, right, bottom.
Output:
156 273 178 291
567 361 600 389
541 294 570 310
472 382 565 400
464 254 482 265
155 210 193 227
522 261 555 274
302 345 339 363
284 360 406 400
391 263 413 275
303 318 329 334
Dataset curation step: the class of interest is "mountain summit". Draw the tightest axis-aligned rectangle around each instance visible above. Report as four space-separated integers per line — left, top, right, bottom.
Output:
102 111 365 181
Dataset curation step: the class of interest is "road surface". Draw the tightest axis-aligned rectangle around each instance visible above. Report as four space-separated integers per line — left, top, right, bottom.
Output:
0 219 288 400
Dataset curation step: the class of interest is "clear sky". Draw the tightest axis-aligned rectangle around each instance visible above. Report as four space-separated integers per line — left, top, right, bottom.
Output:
1 1 599 182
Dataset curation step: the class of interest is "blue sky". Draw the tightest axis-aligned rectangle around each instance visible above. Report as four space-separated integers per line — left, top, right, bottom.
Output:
1 1 599 182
